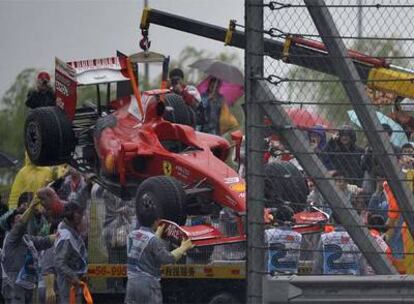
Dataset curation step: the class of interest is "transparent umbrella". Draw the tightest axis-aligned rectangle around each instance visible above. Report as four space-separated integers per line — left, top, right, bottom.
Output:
347 110 408 147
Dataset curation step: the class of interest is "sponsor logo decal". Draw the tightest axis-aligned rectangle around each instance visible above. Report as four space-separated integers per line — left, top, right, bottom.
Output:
230 182 246 193
55 80 69 96
56 97 64 109
164 223 184 240
224 176 240 184
175 165 190 178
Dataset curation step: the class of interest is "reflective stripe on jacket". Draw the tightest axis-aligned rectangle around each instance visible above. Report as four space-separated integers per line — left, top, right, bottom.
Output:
321 229 361 275
265 227 302 274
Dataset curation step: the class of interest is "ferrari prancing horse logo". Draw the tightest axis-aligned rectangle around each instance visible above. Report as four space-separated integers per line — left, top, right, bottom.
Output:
163 161 172 176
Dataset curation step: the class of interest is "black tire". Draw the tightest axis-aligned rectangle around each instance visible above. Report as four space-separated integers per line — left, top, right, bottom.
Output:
208 292 240 304
285 162 309 212
264 162 308 212
24 106 75 166
136 176 187 225
163 93 195 127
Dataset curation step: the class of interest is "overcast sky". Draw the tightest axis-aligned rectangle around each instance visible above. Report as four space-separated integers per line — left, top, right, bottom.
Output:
1 0 413 100
0 0 244 98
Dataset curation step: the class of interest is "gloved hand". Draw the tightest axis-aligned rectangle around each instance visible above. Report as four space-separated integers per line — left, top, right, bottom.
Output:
37 187 64 218
45 273 56 304
180 239 194 251
171 239 195 261
45 286 56 304
155 223 165 238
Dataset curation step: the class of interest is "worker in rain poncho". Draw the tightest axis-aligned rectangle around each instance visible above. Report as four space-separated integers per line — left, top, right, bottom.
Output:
8 153 54 209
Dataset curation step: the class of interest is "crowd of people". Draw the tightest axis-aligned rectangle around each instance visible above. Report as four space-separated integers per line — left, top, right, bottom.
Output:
0 161 196 304
0 153 95 304
168 67 240 137
264 118 414 275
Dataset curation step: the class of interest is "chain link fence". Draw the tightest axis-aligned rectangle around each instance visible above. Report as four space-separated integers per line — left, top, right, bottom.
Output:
246 0 414 302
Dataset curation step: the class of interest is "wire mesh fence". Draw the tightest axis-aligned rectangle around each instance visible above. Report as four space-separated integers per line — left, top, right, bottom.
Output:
3 1 414 301
246 0 414 299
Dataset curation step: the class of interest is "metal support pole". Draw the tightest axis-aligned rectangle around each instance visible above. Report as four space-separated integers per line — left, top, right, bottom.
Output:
357 0 363 38
245 0 265 302
305 0 414 246
259 81 396 275
144 0 149 89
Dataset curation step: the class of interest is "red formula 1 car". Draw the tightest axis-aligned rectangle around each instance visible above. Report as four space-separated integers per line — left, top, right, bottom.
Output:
24 52 328 252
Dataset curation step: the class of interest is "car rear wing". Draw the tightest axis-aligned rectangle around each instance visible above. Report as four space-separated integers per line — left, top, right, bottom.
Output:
55 52 169 120
55 56 130 120
67 57 129 86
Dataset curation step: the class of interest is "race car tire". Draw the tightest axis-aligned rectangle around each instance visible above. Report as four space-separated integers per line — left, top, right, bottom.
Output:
24 106 75 166
283 162 309 210
264 162 308 212
136 176 187 225
208 292 240 304
163 93 195 127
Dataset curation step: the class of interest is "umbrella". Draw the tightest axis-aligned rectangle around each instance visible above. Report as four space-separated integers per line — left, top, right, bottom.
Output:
347 110 408 147
189 59 244 85
388 111 414 134
285 108 331 129
0 152 18 168
197 76 244 106
263 108 330 139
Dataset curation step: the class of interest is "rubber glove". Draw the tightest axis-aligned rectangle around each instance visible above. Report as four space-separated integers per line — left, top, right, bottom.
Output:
45 273 56 304
171 239 194 261
155 223 166 238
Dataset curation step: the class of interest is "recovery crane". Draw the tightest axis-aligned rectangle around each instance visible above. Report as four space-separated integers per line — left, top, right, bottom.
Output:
140 7 414 100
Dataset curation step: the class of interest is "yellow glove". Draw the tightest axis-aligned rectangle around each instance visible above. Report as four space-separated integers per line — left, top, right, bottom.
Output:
155 224 166 238
45 273 56 304
45 287 56 304
171 239 194 261
180 239 194 251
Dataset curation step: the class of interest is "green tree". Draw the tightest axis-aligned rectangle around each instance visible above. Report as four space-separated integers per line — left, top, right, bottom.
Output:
0 68 37 160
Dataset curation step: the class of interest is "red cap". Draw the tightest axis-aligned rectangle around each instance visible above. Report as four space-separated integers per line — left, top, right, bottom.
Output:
37 71 51 81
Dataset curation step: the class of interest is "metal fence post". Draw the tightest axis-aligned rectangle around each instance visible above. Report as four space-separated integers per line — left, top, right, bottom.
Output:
245 0 265 302
304 0 414 245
